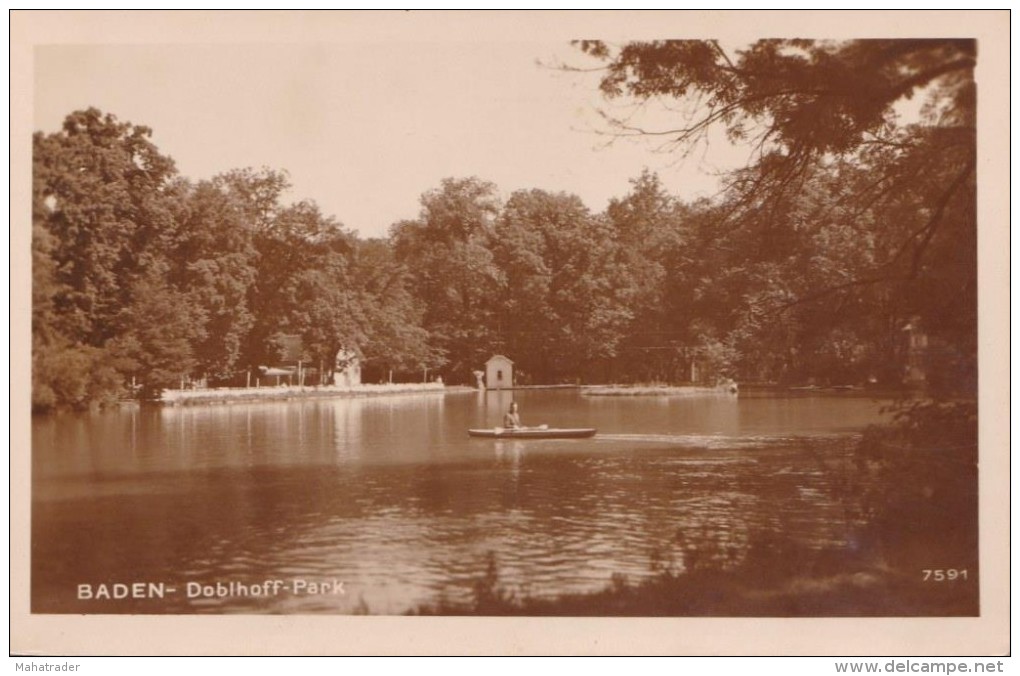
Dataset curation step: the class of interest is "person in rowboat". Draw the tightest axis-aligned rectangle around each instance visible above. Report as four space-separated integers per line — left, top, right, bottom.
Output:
503 401 522 429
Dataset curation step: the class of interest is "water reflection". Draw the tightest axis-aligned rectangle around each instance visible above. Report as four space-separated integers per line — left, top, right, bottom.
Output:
332 398 364 463
32 391 888 614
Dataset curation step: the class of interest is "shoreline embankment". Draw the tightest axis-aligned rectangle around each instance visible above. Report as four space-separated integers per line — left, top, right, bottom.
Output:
581 384 738 397
160 382 469 406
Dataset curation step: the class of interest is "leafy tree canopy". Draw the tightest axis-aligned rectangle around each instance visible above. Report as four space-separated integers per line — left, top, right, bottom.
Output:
576 39 974 157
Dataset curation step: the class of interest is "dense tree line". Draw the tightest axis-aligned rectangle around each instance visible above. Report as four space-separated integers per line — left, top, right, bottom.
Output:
32 39 976 411
576 38 976 394
32 110 430 411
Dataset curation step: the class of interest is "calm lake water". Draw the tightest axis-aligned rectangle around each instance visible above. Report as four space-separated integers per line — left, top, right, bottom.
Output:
32 389 891 614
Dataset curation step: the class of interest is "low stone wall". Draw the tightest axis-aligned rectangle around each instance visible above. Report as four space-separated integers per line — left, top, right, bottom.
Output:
581 384 738 397
160 382 449 406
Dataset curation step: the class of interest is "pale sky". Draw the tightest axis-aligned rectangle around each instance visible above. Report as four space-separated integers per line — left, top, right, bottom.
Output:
34 41 750 238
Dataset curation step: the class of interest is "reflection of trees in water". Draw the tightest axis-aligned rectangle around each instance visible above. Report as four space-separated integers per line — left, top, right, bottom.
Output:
330 394 449 463
493 440 524 472
479 389 516 426
415 415 978 617
332 398 365 463
416 511 977 617
406 443 863 611
34 395 977 617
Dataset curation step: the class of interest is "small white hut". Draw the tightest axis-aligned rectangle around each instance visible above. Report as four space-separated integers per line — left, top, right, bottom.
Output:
333 348 362 388
485 354 513 390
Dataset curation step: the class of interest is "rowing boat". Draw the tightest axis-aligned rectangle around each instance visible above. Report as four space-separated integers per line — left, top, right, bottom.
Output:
467 427 596 439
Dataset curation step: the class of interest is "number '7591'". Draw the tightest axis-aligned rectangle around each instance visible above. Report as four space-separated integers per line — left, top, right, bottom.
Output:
923 569 968 581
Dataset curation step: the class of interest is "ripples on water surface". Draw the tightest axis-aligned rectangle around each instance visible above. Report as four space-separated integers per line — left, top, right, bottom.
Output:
32 389 890 614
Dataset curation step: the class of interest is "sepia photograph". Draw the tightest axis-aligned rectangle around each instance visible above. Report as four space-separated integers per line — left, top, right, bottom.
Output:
11 10 1009 656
